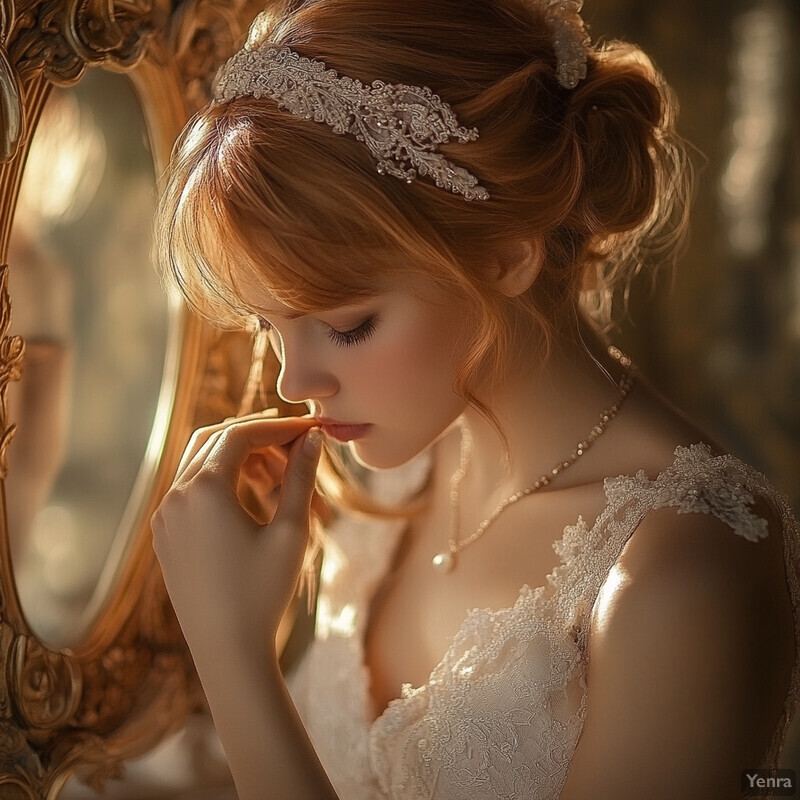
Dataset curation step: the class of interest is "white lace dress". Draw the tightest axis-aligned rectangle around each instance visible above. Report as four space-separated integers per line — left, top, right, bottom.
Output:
288 444 800 799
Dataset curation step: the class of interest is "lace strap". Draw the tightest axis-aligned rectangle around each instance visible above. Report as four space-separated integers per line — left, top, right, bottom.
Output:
554 444 799 767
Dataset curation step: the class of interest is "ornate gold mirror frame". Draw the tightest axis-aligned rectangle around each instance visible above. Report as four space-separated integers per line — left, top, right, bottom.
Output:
0 1 262 796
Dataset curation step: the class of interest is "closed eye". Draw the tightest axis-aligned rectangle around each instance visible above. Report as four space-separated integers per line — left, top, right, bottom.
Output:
255 313 378 349
327 316 377 348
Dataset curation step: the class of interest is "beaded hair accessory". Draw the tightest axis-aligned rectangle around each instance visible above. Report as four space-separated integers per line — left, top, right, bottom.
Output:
546 0 591 89
213 3 590 200
214 35 489 201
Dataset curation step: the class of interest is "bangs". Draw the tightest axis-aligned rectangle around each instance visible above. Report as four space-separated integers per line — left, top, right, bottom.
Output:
156 102 456 330
219 211 400 316
195 193 387 326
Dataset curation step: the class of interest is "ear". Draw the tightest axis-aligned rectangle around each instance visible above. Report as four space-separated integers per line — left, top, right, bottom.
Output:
492 238 544 297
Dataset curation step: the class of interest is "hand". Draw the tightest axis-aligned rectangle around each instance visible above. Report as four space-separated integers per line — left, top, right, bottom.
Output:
236 421 330 526
151 413 323 662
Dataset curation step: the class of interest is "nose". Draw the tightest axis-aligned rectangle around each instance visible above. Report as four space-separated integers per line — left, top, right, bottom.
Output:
275 337 338 405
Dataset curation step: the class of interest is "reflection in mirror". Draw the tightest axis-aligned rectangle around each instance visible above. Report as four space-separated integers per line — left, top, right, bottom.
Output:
6 68 171 648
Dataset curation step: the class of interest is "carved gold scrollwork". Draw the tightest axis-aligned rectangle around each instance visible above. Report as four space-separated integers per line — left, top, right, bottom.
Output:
66 0 164 67
0 627 44 799
0 4 24 161
0 622 14 716
0 0 258 796
0 265 22 480
170 0 254 112
9 0 165 88
0 48 23 163
0 720 42 799
10 636 81 730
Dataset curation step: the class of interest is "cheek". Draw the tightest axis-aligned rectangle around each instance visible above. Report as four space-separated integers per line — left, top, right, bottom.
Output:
343 308 470 469
360 309 468 451
371 311 463 404
407 304 469 383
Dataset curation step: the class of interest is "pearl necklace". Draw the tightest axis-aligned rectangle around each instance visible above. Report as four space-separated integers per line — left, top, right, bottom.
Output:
431 348 635 573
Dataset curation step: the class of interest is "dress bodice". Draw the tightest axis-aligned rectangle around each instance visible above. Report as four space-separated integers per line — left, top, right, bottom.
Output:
287 444 800 800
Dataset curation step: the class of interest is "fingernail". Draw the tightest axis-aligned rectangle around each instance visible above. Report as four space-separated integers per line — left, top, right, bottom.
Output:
303 427 323 456
259 407 279 417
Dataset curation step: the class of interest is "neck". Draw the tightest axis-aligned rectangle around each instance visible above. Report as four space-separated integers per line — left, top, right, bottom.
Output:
454 315 627 528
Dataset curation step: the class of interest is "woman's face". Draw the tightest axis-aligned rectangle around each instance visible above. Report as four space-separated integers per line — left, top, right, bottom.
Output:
249 275 474 469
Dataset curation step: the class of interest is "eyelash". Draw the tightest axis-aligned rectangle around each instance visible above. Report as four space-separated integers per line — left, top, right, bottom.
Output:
327 316 377 348
257 315 377 349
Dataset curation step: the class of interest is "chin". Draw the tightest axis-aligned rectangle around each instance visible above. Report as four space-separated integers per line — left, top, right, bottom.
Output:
347 438 431 471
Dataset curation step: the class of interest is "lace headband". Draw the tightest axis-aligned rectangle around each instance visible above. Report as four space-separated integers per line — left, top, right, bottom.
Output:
213 2 590 201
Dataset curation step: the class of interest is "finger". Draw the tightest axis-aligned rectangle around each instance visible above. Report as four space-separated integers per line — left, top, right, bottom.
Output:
238 460 277 525
176 411 310 477
245 444 329 522
182 415 317 490
240 451 331 524
177 414 314 485
177 410 276 477
238 449 289 522
272 428 323 528
243 443 288 475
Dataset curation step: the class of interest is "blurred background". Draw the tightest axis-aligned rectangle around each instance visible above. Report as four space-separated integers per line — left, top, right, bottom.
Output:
589 0 799 515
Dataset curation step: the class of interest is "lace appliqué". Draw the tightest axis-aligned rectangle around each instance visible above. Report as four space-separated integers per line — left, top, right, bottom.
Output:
605 444 768 540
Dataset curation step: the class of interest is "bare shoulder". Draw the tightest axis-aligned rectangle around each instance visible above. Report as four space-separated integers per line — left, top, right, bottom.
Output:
560 500 796 800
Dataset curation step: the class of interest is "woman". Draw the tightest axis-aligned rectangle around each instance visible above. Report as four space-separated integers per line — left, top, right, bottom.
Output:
151 0 800 797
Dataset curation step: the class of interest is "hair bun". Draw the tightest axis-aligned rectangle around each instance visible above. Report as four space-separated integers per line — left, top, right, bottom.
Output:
565 44 672 236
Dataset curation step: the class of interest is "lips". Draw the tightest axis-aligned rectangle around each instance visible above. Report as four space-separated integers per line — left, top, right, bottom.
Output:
317 417 372 443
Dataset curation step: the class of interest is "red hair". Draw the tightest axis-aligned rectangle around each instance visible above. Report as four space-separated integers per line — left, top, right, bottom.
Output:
156 0 692 509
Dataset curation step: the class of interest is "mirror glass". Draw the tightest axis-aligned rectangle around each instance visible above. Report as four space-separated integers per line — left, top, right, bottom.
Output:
5 68 173 647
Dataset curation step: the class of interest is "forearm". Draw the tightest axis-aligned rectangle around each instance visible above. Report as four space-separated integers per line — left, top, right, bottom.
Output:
152 418 329 797
191 638 339 800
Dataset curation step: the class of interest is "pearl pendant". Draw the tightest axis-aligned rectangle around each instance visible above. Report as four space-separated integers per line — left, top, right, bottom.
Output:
432 552 454 573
